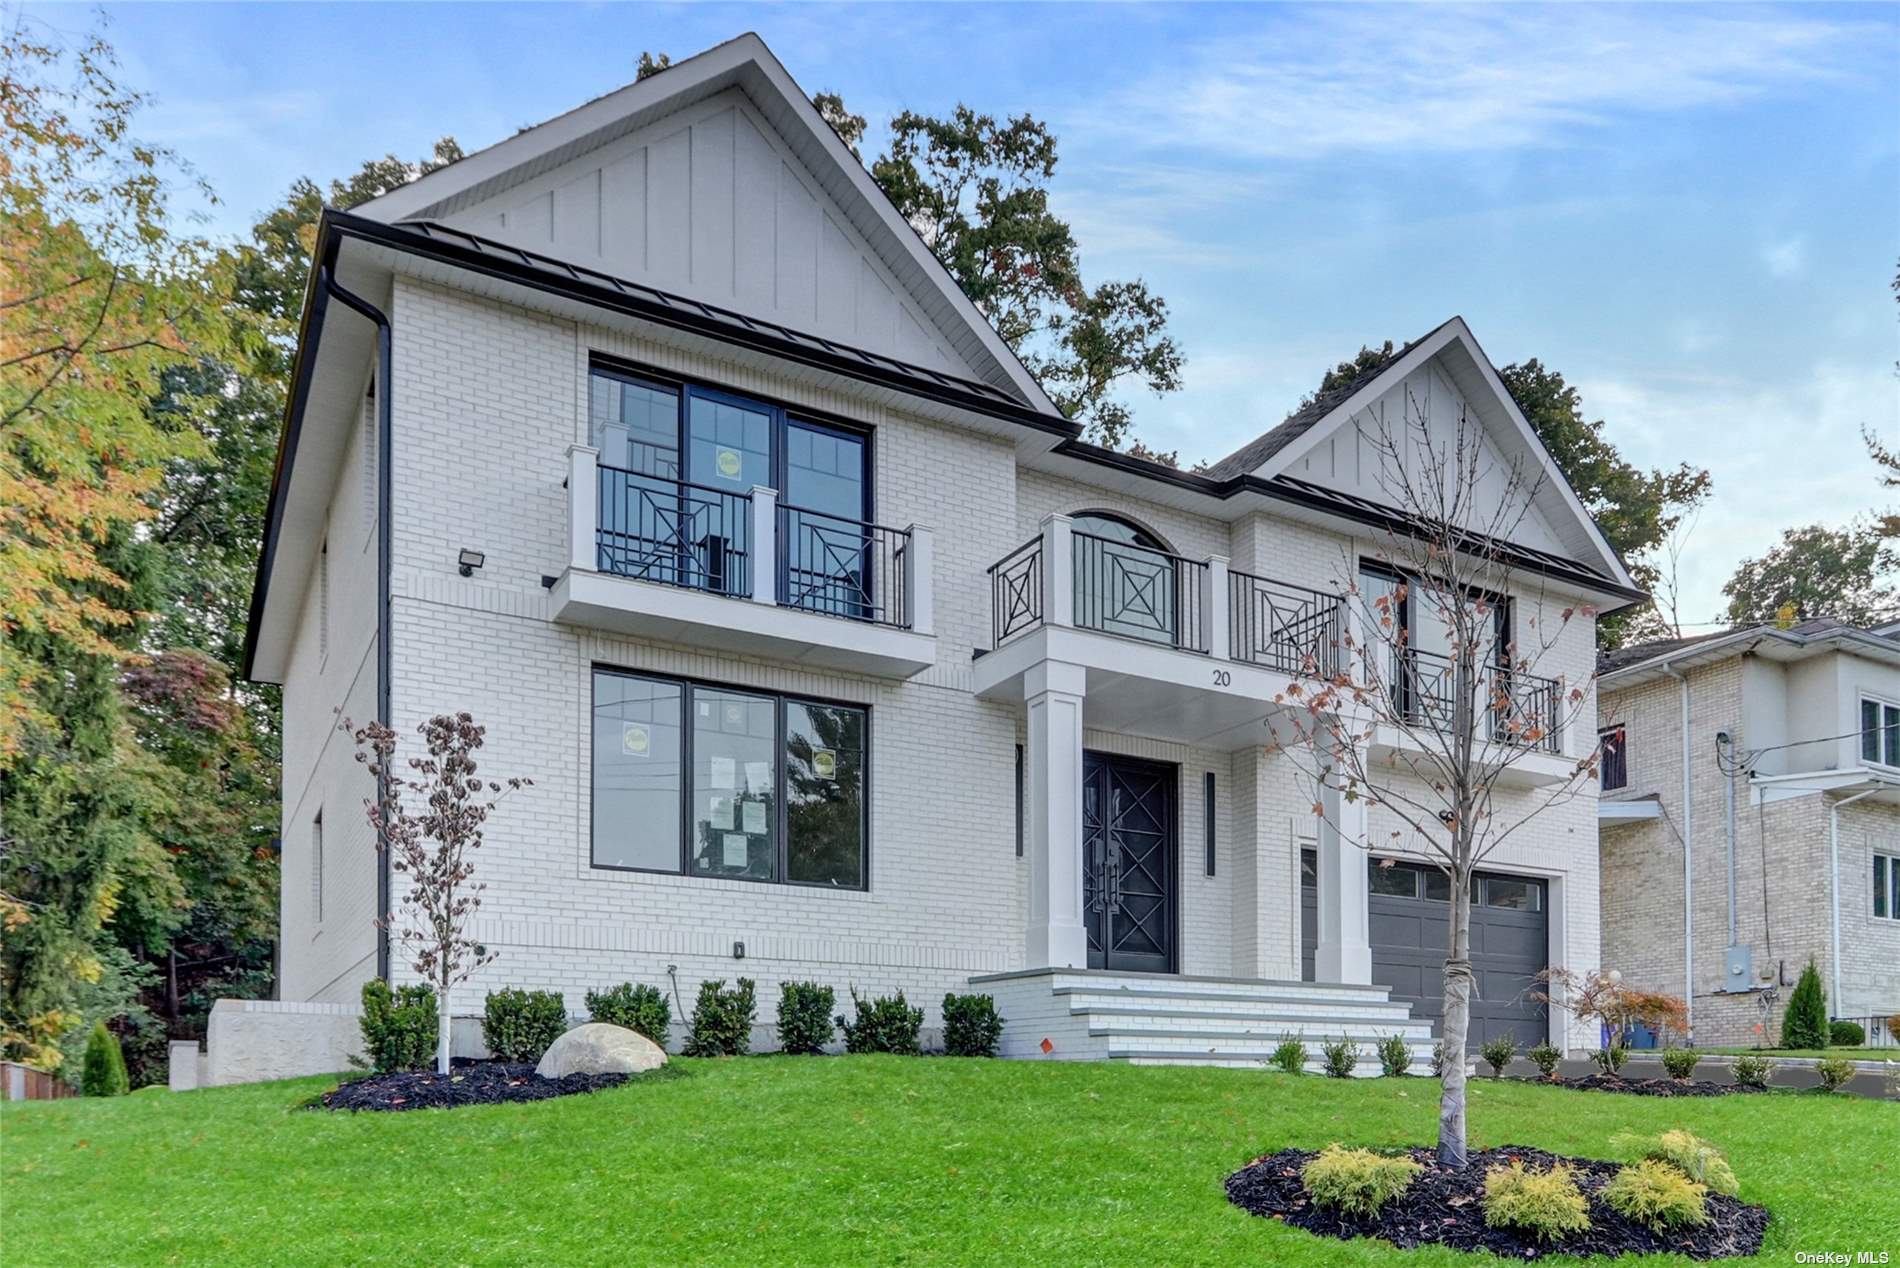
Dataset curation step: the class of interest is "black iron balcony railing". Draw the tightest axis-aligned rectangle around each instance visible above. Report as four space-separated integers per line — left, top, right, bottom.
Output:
1072 531 1208 653
1400 648 1562 753
596 463 751 598
778 503 911 629
1229 571 1341 676
989 534 1044 646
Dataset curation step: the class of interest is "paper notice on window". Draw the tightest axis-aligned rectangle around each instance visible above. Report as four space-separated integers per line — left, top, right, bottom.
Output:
722 833 749 869
812 749 837 780
709 755 736 789
744 761 771 791
709 796 734 831
621 723 650 757
742 800 767 835
716 447 743 480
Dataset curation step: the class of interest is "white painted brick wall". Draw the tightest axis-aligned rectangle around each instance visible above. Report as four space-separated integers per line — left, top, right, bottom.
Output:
272 275 1608 1052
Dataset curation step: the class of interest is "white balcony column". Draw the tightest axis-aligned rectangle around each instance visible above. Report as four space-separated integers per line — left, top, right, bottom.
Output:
1040 513 1075 629
901 525 934 635
1024 659 1088 969
1314 751 1373 984
1203 554 1231 660
566 444 599 574
749 485 778 606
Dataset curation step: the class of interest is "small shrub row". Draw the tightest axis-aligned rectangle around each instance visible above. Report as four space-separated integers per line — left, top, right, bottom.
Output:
1729 1052 1771 1087
1271 1036 1308 1074
1659 1046 1701 1081
1829 1019 1866 1047
1483 1160 1591 1242
1481 1037 1516 1078
1320 1037 1359 1079
581 981 1004 1057
1816 1055 1857 1091
1375 1033 1411 1077
1528 1042 1562 1078
941 992 1005 1057
1602 1159 1709 1232
482 988 568 1063
777 982 835 1055
1302 1144 1421 1217
684 978 756 1056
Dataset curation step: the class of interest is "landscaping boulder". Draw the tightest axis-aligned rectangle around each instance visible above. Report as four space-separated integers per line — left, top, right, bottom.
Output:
534 1022 666 1078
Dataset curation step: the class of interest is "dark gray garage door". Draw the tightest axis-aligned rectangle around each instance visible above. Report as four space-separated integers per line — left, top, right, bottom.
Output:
1301 852 1548 1048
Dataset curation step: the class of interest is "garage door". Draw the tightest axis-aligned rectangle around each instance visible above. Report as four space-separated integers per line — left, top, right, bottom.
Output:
1301 852 1548 1048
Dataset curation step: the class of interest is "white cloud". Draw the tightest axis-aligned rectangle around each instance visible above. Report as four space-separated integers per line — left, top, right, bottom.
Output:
1112 5 1866 161
1578 359 1900 623
1761 235 1808 278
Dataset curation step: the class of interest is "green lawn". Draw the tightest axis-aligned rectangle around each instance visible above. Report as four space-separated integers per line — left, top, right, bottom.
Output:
3 1058 1895 1266
1701 1047 1898 1060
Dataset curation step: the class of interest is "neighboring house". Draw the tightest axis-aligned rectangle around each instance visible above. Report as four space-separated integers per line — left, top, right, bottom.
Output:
242 33 1639 1063
1598 619 1900 1048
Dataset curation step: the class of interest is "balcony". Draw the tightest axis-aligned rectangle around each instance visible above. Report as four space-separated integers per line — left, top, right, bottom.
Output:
1368 648 1574 787
550 444 937 678
975 514 1344 748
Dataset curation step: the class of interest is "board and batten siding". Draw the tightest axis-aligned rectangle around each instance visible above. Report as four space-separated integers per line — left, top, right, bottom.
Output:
443 88 972 380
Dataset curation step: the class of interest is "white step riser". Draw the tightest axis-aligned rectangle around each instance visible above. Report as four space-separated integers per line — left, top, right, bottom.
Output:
1103 1034 1436 1058
1067 997 1418 1023
1090 1019 1434 1042
1046 977 1390 1005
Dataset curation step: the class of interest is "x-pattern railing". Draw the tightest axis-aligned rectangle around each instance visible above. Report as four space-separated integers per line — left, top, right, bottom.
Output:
778 503 911 629
596 463 751 597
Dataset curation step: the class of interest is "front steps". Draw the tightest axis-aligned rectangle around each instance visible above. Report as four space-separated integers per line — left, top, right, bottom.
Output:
969 968 1435 1076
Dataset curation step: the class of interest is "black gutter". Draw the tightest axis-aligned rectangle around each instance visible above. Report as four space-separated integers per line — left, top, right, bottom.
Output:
321 273 396 984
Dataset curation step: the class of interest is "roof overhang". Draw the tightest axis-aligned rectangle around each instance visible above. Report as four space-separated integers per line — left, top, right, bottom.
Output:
1750 766 1900 807
1601 626 1900 692
1599 796 1664 823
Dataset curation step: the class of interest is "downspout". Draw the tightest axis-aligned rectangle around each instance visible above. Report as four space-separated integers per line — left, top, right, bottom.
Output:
1664 666 1694 1038
321 267 394 984
1717 731 1737 949
1828 788 1879 1014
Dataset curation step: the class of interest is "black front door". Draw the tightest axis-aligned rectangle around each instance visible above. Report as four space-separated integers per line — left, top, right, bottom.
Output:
1083 752 1176 973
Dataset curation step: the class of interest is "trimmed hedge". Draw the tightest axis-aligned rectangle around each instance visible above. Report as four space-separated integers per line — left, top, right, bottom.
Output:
584 982 671 1048
482 988 568 1063
838 989 923 1055
360 980 437 1073
942 992 1005 1057
776 982 836 1055
1829 1019 1866 1047
684 979 756 1057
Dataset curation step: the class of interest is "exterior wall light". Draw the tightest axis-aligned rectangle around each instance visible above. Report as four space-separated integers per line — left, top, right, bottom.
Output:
458 548 485 577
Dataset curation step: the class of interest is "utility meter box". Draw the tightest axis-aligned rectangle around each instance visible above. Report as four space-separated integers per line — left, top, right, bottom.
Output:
1724 945 1754 990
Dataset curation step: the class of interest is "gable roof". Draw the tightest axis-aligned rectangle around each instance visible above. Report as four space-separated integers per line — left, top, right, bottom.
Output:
1203 317 1636 591
1598 617 1900 686
1201 321 1449 480
348 32 1060 417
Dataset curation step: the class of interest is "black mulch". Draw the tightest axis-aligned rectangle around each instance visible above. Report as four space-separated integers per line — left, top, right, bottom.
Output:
319 1061 627 1112
1226 1146 1770 1261
1528 1074 1770 1098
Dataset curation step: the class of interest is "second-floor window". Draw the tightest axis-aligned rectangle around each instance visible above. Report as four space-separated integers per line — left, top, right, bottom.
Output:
1861 697 1900 767
1875 852 1899 921
1599 725 1628 791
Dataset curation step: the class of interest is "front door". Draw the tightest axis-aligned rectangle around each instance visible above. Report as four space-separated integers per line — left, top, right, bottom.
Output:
1083 752 1176 973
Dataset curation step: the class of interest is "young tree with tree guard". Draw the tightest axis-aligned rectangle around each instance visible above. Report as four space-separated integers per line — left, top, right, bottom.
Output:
1266 389 1604 1168
345 712 531 1075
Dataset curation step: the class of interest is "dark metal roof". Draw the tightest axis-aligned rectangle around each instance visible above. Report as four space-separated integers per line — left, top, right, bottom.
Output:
376 216 1064 425
1200 320 1453 480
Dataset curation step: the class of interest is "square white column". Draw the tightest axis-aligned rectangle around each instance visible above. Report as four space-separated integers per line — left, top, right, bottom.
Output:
1039 513 1074 628
1314 757 1372 984
749 485 778 605
1024 659 1088 969
566 444 599 574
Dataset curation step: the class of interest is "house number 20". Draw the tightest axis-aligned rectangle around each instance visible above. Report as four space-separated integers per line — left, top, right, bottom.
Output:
1212 669 1232 687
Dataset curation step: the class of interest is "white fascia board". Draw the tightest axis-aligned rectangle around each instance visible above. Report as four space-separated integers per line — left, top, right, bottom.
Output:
1252 317 1636 592
1598 798 1664 821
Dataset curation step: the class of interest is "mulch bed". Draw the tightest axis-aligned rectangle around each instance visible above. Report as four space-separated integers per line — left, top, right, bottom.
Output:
1226 1146 1770 1261
1520 1074 1770 1098
320 1061 628 1112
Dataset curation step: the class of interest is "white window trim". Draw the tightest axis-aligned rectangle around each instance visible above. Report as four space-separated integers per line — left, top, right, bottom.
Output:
1859 694 1900 768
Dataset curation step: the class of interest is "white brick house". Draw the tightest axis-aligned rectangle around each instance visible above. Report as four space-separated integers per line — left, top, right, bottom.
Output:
1598 620 1900 1048
242 33 1642 1064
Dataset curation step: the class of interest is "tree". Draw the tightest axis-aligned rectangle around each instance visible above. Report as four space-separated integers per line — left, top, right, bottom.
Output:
1780 959 1829 1050
346 713 531 1074
1721 522 1897 627
80 1020 129 1096
1266 388 1599 1167
635 52 1182 446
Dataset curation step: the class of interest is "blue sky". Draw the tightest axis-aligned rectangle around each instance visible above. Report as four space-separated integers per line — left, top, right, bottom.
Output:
54 1 1900 625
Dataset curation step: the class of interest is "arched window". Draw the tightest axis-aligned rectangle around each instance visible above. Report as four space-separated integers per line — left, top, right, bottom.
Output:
1070 512 1183 646
1070 511 1171 553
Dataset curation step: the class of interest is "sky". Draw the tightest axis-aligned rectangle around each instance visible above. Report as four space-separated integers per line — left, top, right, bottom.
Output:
39 0 1900 626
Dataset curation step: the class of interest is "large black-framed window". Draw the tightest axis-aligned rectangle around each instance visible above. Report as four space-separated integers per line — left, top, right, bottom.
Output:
590 666 868 889
1860 696 1900 767
588 359 872 520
